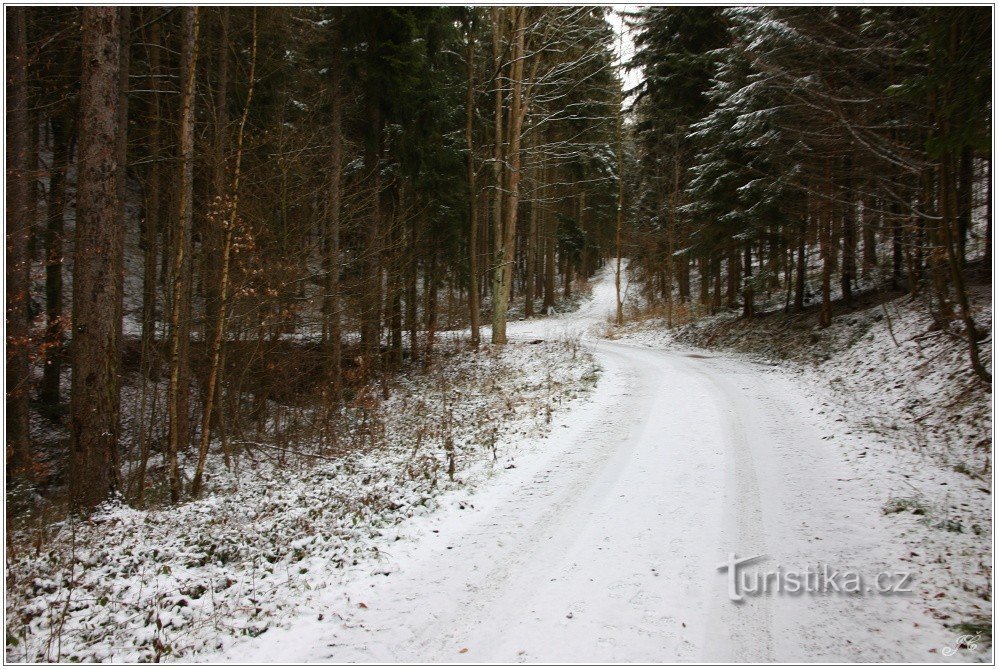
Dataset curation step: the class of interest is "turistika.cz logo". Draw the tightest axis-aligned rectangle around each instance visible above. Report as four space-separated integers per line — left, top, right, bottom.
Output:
717 554 913 602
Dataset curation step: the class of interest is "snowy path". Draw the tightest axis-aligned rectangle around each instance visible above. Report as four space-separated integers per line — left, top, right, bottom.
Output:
208 265 957 663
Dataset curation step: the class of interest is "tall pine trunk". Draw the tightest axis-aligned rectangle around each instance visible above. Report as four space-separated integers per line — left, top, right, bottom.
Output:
69 7 123 509
465 14 481 345
7 7 31 475
323 13 343 401
41 112 70 409
166 8 199 504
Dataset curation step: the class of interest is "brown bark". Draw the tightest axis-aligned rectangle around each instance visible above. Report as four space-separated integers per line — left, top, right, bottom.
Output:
465 14 481 345
69 7 123 509
166 7 200 504
7 7 32 475
489 7 507 343
323 12 343 402
192 10 256 498
525 177 538 317
819 177 833 328
360 104 383 371
40 114 71 408
840 166 855 304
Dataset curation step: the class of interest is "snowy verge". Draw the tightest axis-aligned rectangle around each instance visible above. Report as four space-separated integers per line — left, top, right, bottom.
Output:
5 338 601 663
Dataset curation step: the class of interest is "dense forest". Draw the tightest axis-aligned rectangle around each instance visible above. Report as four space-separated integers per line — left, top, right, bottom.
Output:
6 6 623 512
624 7 990 373
6 4 991 504
4 5 993 664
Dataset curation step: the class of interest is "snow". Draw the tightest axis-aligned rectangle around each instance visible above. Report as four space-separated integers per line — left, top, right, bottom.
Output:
9 263 991 662
613 271 992 661
201 265 988 662
6 333 600 662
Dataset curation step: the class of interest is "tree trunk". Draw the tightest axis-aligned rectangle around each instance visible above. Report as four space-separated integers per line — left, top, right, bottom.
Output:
425 249 438 355
69 7 123 509
794 219 807 311
465 14 481 345
492 7 522 344
957 145 973 265
192 10 256 498
819 184 833 328
525 178 537 317
166 7 199 504
840 166 855 304
140 17 162 383
7 7 32 475
742 243 754 319
323 13 343 402
361 105 383 374
861 197 877 276
940 150 990 383
41 112 70 409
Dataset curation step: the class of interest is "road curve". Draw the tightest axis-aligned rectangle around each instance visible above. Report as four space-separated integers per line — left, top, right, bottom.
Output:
210 266 954 663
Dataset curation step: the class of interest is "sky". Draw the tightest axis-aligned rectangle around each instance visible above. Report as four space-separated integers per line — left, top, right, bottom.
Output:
607 5 642 105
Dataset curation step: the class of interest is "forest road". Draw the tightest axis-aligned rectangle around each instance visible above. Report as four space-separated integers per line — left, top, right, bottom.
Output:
220 264 951 663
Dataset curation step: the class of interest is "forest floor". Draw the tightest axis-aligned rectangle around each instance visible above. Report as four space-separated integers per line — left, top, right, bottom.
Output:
194 265 989 663
6 334 600 662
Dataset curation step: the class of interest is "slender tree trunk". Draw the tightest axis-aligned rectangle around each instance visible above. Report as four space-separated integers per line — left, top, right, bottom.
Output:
407 252 419 361
940 149 990 383
957 145 973 265
492 7 519 344
323 13 343 402
113 5 130 388
840 164 855 304
41 112 70 408
861 197 877 276
140 18 162 382
69 7 123 509
166 7 200 504
698 256 710 307
742 243 754 319
465 14 481 346
134 14 162 504
525 177 538 317
819 178 833 328
203 7 229 370
891 203 903 290
986 155 992 266
361 105 383 374
7 7 32 475
794 219 807 311
192 12 256 498
727 249 742 309
425 248 438 355
711 256 722 312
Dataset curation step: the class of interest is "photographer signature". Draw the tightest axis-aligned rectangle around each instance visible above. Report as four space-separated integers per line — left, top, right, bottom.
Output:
942 632 983 657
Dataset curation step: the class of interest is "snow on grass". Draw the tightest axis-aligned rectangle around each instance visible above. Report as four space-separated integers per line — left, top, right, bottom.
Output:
5 338 601 663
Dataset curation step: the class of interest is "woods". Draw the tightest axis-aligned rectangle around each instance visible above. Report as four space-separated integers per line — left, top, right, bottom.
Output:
6 7 621 512
4 6 993 664
624 6 991 382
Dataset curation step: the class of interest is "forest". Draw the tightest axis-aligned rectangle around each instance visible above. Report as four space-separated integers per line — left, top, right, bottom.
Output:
7 6 623 510
4 5 993 664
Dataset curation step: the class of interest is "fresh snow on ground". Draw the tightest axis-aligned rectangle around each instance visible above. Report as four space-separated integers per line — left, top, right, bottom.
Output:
8 265 991 663
6 336 599 662
197 265 987 663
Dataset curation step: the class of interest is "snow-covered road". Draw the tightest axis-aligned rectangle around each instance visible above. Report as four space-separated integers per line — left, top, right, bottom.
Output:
209 264 961 663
